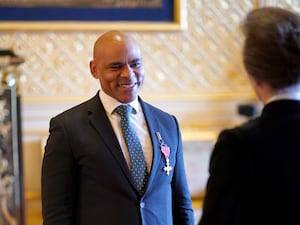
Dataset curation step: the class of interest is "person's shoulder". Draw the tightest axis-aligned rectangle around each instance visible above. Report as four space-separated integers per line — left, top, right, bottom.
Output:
219 116 261 142
235 116 261 133
53 94 98 119
140 99 173 117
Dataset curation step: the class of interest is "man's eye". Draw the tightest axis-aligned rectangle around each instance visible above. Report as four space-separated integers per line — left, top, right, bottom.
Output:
130 62 141 68
110 65 121 70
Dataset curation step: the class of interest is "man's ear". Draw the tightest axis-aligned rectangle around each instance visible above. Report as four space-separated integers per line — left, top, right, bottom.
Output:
90 60 98 78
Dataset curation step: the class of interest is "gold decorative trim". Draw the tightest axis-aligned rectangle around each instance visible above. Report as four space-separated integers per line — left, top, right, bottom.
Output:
0 0 187 31
21 92 256 103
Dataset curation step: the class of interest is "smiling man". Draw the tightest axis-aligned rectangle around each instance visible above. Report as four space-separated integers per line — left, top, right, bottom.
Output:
90 31 144 103
41 30 194 225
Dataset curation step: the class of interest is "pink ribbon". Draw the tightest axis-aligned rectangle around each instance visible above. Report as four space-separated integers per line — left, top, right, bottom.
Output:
161 145 170 158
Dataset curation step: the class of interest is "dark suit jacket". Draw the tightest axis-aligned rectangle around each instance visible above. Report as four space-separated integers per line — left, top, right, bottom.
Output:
199 100 300 225
42 91 194 225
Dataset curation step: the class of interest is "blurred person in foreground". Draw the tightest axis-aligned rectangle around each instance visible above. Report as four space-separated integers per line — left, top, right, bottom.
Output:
199 7 300 225
41 30 194 225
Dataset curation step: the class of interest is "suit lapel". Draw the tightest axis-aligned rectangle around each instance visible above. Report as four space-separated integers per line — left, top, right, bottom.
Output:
86 94 165 194
87 94 133 182
139 98 163 186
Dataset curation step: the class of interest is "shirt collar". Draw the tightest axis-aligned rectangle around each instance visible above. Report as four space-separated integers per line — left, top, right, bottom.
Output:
267 92 300 104
99 90 140 115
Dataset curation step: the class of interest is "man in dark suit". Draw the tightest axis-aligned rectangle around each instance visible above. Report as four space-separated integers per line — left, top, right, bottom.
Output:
199 7 300 225
41 30 194 225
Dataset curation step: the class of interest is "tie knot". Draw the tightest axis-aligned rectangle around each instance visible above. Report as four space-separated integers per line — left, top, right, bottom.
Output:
115 104 132 118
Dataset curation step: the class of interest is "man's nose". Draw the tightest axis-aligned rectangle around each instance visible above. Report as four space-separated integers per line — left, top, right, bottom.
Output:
121 64 134 77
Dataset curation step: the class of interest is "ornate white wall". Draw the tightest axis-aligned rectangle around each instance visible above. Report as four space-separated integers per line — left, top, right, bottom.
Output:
0 0 298 211
1 0 259 142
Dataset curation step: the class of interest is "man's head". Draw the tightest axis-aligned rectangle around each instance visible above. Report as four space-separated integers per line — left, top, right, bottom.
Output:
90 31 144 103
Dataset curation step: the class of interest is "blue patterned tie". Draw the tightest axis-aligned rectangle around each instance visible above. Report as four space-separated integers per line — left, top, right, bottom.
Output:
115 104 148 195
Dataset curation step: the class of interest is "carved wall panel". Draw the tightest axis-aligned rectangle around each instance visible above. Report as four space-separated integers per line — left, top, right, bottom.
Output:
0 0 255 101
0 0 298 134
1 0 299 219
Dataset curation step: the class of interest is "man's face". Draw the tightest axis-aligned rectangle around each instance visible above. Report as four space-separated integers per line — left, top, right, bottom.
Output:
90 37 144 103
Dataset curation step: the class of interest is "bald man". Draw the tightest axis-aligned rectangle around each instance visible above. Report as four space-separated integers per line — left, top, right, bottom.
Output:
41 31 194 225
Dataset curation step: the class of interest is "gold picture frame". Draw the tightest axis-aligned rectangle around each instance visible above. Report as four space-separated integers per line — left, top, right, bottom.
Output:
0 0 187 31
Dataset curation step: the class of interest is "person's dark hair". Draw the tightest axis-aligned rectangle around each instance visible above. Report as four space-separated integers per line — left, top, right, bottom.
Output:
242 7 300 90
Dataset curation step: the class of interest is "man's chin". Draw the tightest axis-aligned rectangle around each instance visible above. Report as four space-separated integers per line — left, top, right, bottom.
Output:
118 93 138 103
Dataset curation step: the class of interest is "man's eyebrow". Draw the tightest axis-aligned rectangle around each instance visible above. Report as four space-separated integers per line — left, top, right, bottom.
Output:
106 62 122 68
131 58 142 63
106 58 141 66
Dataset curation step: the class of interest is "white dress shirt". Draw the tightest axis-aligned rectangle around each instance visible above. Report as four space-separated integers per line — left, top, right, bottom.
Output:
99 91 153 173
267 92 300 104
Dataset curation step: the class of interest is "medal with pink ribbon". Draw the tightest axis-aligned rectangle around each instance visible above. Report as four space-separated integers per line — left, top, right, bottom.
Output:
156 132 172 176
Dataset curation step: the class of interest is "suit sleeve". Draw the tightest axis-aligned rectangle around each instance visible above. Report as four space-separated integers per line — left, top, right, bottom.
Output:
198 129 240 225
42 116 77 225
171 116 195 225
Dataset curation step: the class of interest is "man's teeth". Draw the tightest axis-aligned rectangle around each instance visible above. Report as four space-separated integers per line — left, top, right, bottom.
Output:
120 83 135 88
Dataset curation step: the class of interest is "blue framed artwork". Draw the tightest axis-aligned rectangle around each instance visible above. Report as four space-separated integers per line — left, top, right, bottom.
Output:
0 0 187 31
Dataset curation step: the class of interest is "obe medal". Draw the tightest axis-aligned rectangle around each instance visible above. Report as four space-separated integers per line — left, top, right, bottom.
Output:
155 132 173 176
161 144 172 176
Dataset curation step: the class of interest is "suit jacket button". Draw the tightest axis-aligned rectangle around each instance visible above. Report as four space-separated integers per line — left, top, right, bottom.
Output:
140 202 145 208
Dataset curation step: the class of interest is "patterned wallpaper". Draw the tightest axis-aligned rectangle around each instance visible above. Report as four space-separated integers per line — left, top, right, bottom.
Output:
0 0 298 134
0 0 298 206
1 0 254 100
